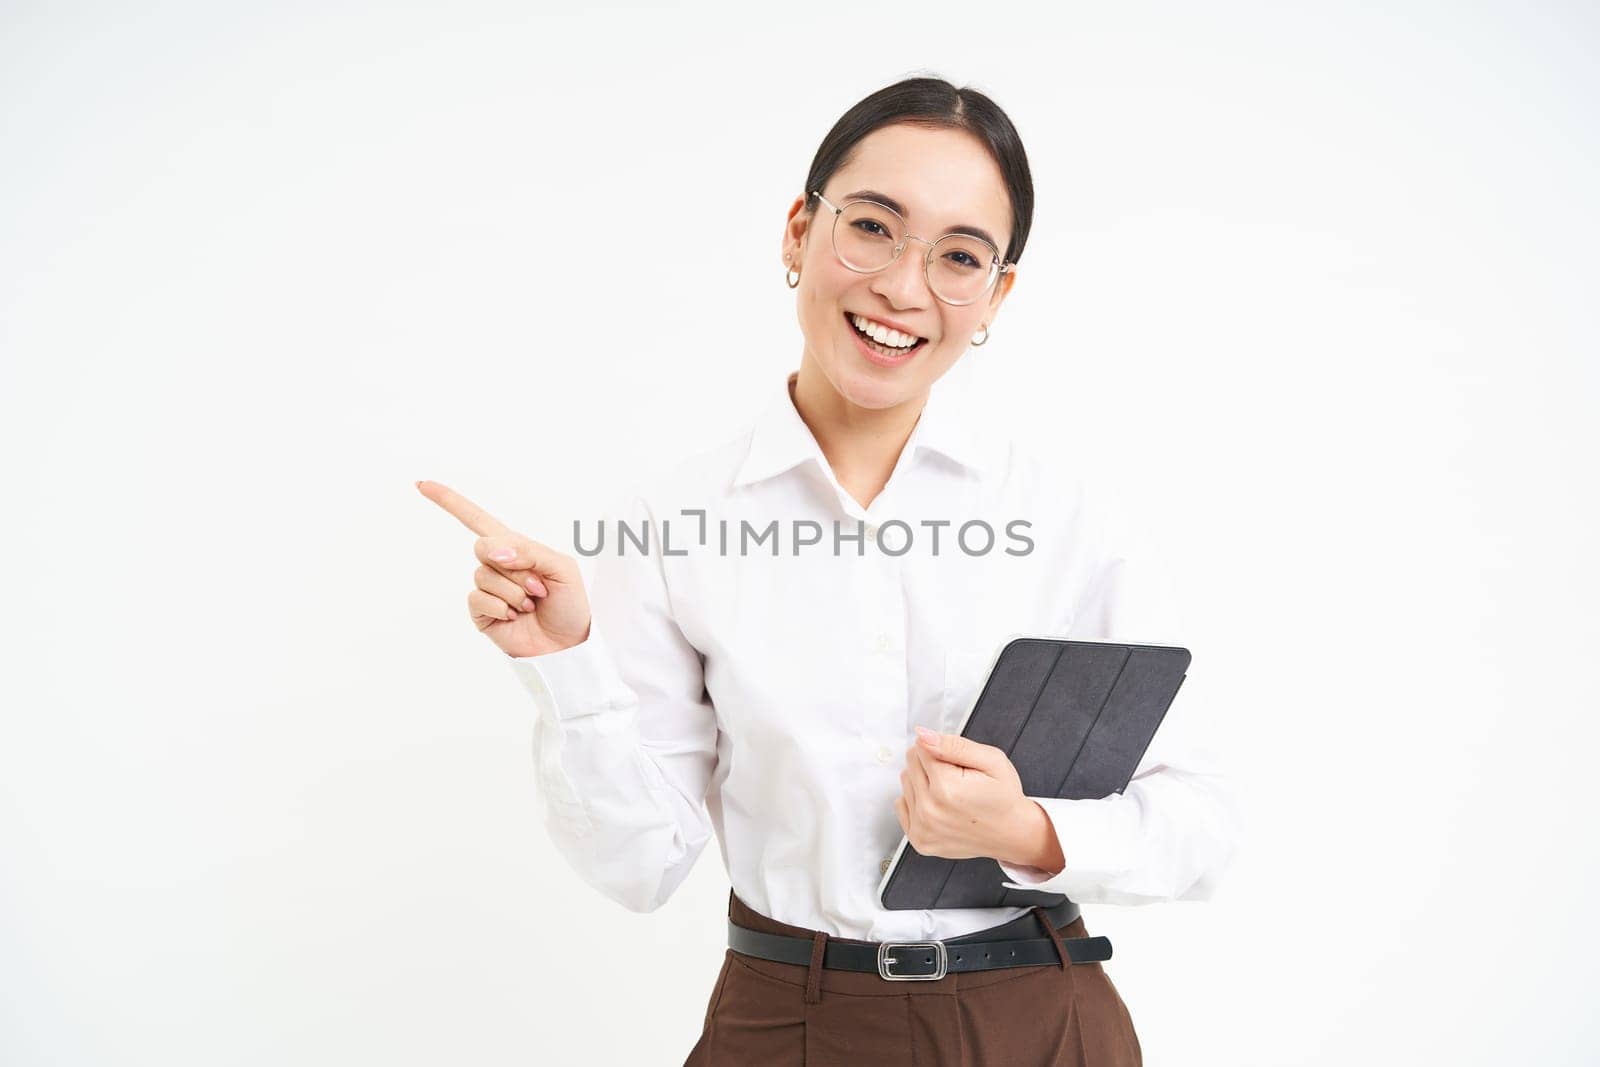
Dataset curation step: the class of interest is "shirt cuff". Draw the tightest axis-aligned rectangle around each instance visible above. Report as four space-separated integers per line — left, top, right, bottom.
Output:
508 616 637 721
996 794 1137 897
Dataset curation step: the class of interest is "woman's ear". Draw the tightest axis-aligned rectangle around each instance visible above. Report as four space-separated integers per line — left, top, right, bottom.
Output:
781 194 811 269
987 266 1017 316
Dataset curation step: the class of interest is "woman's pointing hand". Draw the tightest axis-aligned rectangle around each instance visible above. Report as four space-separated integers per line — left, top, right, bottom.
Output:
416 479 592 658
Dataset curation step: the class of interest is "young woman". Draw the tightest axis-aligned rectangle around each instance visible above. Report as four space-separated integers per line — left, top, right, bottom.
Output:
420 76 1235 1066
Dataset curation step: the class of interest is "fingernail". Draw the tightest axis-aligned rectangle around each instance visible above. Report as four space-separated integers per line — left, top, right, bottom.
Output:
525 576 546 595
520 597 534 612
490 549 515 562
915 725 938 746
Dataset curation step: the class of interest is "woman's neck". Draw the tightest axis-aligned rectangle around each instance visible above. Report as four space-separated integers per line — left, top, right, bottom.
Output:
789 361 927 511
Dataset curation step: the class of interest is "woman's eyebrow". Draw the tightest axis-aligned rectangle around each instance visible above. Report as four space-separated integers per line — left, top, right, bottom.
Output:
842 188 1000 250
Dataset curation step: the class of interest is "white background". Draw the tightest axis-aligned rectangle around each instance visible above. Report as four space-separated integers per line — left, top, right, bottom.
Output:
3 2 1596 1064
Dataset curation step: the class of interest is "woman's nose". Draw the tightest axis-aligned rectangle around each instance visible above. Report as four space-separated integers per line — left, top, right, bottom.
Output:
873 242 933 307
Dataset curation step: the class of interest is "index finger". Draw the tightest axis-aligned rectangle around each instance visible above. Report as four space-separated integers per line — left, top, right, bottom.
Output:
907 744 933 787
415 479 512 537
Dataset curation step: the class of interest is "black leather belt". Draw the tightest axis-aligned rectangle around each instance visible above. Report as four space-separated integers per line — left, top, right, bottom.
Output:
728 898 1111 981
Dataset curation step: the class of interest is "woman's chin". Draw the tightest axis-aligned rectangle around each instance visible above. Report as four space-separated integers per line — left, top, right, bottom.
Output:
831 356 932 408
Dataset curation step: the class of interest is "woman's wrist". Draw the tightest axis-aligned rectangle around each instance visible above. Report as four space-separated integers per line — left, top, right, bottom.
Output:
999 799 1066 874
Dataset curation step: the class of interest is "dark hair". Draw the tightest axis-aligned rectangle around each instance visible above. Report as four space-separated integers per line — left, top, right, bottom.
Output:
802 75 1034 267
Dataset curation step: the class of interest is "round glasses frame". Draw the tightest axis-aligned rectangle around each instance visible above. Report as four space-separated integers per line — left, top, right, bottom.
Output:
809 190 1013 307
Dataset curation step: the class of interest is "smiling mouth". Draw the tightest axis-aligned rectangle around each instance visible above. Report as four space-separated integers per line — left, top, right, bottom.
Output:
844 312 929 359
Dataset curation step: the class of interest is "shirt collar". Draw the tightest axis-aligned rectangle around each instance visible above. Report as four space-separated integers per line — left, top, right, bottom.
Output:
732 360 990 489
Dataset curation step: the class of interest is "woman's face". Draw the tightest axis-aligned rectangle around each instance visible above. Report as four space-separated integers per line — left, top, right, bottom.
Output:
782 123 1017 411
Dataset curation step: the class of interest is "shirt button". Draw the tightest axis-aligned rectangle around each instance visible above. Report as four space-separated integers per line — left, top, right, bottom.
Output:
873 632 892 653
865 523 879 542
880 857 891 876
876 746 893 765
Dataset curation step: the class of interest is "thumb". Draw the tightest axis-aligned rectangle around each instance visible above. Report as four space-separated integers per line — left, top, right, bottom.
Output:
916 726 1001 772
476 534 571 586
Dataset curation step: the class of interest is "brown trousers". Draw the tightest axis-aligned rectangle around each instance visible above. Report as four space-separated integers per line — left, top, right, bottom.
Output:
683 889 1142 1066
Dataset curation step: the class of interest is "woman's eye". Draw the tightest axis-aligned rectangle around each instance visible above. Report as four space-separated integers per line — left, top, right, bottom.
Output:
945 250 980 269
852 220 891 238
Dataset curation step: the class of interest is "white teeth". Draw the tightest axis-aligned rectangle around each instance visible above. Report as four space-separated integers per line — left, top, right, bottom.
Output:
851 313 921 349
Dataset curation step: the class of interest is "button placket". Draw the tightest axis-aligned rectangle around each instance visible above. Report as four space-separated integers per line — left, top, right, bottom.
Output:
855 525 907 765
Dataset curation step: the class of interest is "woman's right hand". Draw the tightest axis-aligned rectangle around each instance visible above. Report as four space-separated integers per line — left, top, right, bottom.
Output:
416 479 592 658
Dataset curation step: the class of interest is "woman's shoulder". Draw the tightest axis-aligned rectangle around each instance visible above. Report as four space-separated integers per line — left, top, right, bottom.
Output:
972 409 1099 521
597 408 766 523
963 395 1148 563
954 361 1095 504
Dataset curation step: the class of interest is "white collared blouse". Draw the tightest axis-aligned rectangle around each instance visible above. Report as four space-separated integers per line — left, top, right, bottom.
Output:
510 359 1239 941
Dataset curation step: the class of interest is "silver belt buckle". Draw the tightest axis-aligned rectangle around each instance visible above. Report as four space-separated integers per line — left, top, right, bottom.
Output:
877 939 948 981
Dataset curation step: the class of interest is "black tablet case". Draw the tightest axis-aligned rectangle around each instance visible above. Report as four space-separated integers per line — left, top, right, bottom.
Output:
879 636 1191 910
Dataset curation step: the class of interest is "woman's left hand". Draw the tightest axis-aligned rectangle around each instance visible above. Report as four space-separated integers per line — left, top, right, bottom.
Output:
895 726 1039 864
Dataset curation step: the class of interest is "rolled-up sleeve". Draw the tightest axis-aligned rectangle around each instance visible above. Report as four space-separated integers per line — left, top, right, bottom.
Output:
508 493 720 914
995 484 1241 905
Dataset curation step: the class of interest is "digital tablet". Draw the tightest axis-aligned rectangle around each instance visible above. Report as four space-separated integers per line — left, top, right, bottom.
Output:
877 634 1191 911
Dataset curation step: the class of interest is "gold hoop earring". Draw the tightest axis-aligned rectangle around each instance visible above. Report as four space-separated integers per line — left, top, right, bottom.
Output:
971 324 990 346
784 252 800 288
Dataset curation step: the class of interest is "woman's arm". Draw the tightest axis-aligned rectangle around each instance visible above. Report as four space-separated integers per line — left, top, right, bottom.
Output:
509 492 720 914
994 486 1242 905
1008 800 1067 873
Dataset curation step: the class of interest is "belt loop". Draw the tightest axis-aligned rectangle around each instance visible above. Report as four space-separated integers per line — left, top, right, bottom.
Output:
1032 906 1070 971
804 930 827 1003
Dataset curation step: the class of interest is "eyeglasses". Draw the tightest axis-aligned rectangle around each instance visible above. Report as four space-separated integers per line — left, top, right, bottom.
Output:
809 190 1012 307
